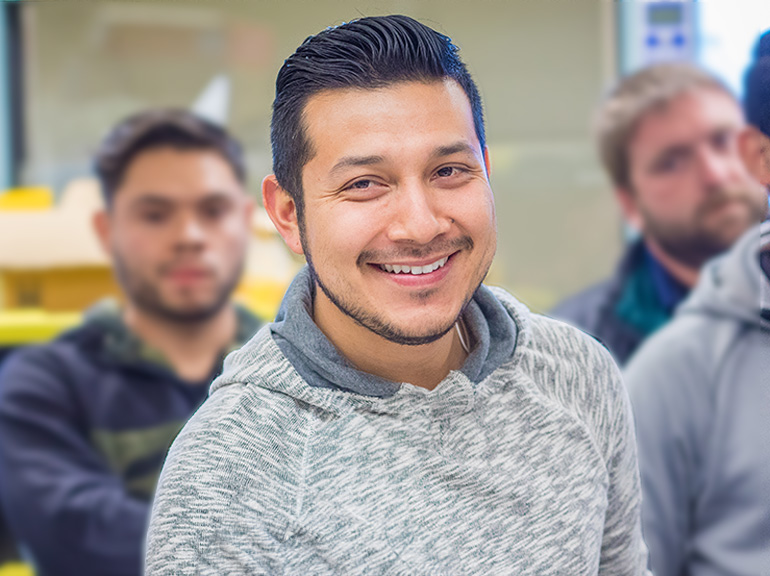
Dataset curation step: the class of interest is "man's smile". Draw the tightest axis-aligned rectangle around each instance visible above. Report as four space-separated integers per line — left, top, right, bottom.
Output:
378 255 449 275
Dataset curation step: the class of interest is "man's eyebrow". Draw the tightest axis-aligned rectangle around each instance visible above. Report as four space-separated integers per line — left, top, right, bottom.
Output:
329 155 385 176
130 191 234 207
650 125 739 167
431 142 478 159
329 143 480 177
130 194 174 207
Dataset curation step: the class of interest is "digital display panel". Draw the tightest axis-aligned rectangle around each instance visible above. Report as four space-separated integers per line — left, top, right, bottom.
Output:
648 4 683 25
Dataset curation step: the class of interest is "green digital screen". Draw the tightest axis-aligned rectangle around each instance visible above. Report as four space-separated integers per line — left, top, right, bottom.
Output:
648 4 683 25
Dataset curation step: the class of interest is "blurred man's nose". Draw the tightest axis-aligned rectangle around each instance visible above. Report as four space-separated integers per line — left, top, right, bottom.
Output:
175 214 207 248
698 146 735 190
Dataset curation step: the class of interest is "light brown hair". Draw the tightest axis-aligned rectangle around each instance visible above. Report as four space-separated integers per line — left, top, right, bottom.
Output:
596 63 735 190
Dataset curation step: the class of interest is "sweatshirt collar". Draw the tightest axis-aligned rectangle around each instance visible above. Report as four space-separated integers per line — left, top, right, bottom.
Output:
269 266 517 398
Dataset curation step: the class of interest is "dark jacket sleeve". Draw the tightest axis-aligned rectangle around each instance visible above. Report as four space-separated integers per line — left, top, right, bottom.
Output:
0 346 148 576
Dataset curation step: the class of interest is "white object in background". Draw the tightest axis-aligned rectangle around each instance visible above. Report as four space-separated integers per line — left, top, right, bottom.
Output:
192 75 230 126
619 0 697 74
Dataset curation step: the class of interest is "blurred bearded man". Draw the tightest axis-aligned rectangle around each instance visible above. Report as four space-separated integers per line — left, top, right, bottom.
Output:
552 63 767 364
0 109 261 576
625 30 770 576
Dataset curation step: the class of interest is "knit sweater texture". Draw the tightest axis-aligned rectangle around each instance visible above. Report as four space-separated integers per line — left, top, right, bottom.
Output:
146 281 650 575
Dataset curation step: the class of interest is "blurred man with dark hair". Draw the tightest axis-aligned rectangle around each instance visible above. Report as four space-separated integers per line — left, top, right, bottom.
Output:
625 32 770 576
553 63 767 365
146 16 649 575
0 109 260 576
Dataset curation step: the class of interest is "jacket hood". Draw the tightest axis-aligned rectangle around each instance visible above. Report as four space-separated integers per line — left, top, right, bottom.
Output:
677 221 770 330
213 282 530 416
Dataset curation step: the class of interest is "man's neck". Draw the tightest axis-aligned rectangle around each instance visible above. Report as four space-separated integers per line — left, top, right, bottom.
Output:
642 237 700 289
313 291 467 391
123 304 237 383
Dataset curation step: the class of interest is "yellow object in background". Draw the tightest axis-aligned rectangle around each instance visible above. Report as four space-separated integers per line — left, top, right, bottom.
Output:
234 279 289 323
0 188 54 212
0 562 34 576
0 309 81 346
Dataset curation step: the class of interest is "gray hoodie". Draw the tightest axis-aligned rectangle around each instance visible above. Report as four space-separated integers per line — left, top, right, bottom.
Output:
625 221 770 576
146 279 650 575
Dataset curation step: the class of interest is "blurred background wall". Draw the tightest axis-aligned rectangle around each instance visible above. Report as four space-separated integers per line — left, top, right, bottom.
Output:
1 0 768 317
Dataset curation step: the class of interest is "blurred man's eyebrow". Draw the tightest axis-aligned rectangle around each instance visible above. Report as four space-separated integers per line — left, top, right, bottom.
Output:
131 195 174 207
653 124 740 163
131 191 235 206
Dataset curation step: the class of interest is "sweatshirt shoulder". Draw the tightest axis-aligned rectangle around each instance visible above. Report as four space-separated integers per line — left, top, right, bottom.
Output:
623 312 739 406
493 288 625 430
0 326 100 400
165 375 308 479
148 378 312 560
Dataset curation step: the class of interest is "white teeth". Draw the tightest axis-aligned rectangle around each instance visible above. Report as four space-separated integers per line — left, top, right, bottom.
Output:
379 256 449 275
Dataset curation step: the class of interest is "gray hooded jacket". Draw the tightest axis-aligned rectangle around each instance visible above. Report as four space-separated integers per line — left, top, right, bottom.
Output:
146 276 650 575
625 221 770 576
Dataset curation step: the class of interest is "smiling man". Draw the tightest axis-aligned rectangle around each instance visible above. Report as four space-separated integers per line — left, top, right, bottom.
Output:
0 109 260 576
146 16 649 575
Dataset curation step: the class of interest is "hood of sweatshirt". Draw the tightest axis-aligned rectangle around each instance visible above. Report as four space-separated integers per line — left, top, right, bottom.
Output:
677 221 770 330
213 267 527 415
262 266 517 398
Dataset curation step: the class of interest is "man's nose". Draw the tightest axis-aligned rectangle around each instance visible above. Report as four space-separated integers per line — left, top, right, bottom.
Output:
386 181 451 244
697 147 734 190
175 215 206 247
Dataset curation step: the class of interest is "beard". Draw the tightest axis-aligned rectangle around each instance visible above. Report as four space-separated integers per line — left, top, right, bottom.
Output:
643 185 768 268
111 252 243 324
299 215 485 345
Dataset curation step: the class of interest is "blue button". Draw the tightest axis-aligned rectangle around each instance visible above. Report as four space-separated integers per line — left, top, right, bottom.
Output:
672 33 686 47
646 34 660 48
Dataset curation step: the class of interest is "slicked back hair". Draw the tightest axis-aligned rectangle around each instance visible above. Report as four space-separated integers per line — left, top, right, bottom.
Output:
596 62 735 191
271 15 486 217
94 108 246 206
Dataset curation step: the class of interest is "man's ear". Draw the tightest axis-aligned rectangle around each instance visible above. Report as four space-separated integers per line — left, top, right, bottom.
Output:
739 126 770 186
614 187 644 232
483 146 492 178
92 209 112 255
262 174 304 255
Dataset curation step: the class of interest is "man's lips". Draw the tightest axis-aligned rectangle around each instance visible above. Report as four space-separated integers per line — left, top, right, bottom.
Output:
376 255 450 275
368 251 460 282
164 268 213 282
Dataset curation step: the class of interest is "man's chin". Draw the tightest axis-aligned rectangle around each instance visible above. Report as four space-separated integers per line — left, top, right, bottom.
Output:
368 321 457 347
137 299 229 324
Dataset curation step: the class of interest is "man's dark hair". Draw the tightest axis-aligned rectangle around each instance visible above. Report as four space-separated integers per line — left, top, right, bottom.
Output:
745 29 770 138
94 108 247 205
271 15 486 217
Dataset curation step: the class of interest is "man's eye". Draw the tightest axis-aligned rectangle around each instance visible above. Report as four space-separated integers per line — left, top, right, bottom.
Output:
711 131 731 151
348 180 373 190
202 205 227 219
654 155 683 174
141 212 167 223
436 166 458 177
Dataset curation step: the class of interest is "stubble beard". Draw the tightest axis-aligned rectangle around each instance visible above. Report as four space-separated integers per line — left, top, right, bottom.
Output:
298 217 488 346
112 251 243 325
644 186 768 269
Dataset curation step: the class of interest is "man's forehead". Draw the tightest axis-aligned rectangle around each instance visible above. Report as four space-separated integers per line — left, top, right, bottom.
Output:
116 148 242 202
642 88 742 129
300 80 479 156
632 88 744 149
